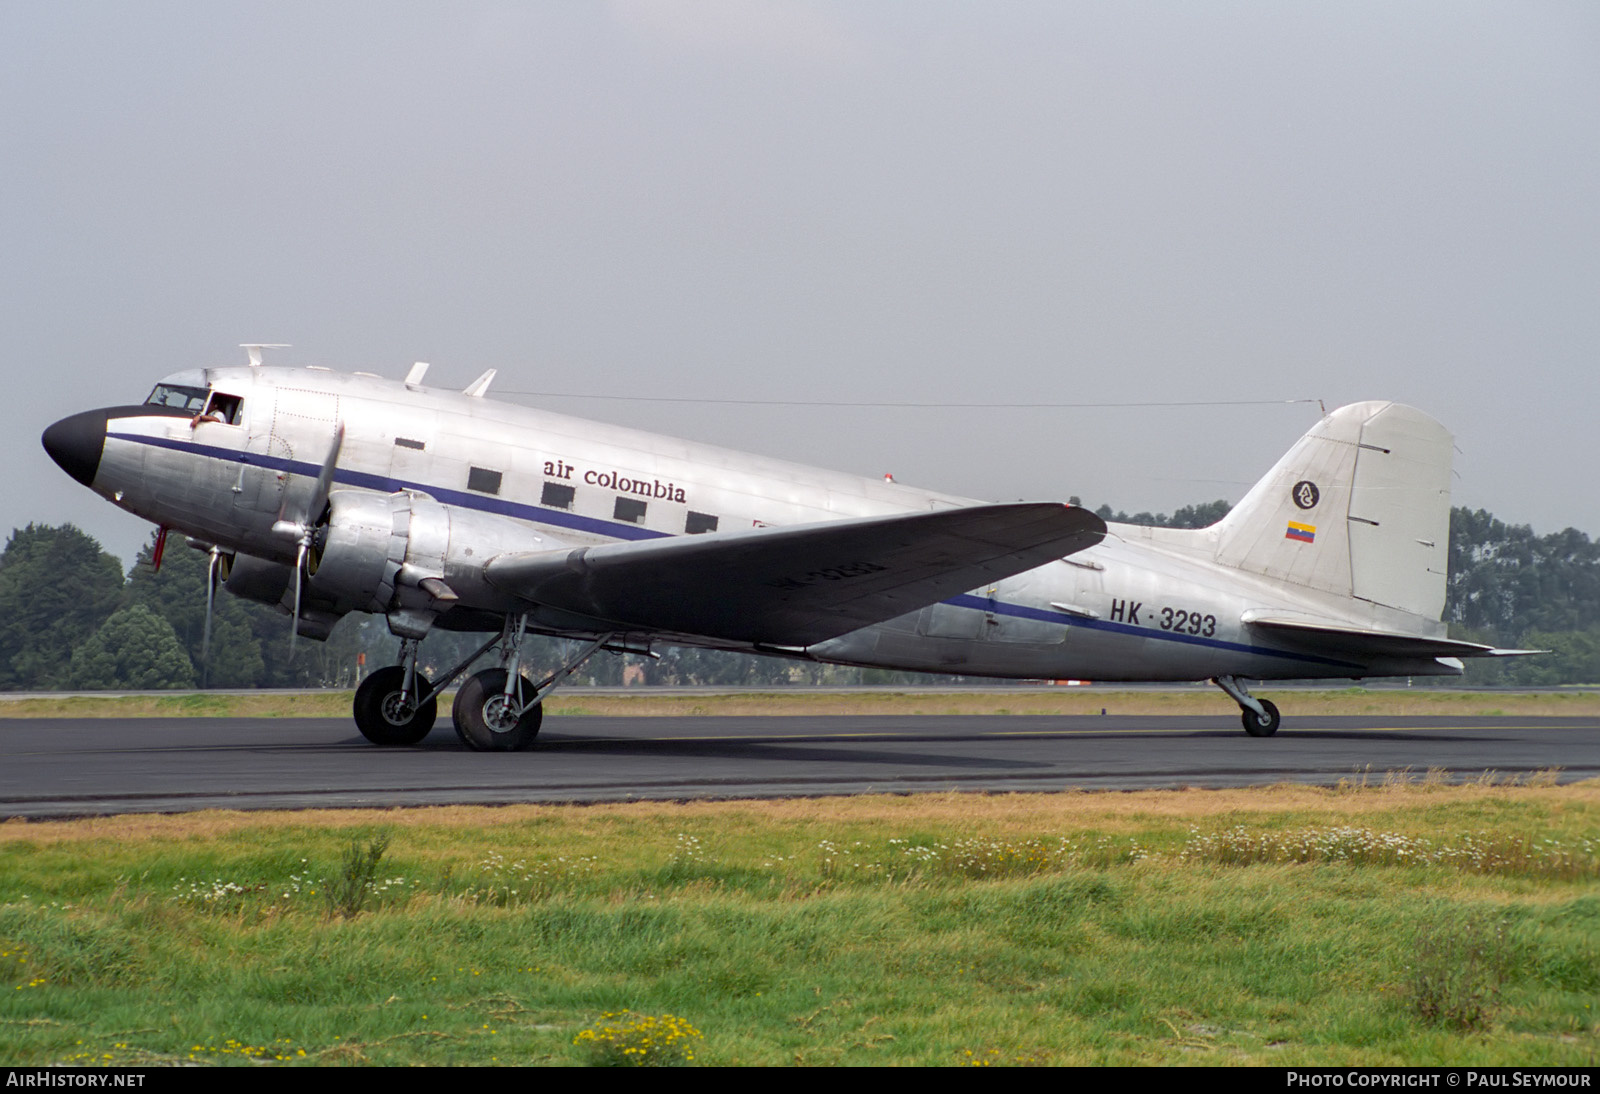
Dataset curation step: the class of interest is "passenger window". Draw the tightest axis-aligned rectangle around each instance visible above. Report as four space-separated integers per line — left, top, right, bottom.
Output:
468 467 503 495
685 511 719 534
614 497 647 524
542 482 576 510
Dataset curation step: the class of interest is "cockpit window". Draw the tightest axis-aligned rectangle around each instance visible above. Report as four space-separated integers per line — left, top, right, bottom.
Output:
203 392 243 425
145 384 209 411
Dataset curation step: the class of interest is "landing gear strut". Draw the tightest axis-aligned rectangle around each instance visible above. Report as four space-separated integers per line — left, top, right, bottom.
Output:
452 624 610 753
352 618 614 752
1213 674 1281 737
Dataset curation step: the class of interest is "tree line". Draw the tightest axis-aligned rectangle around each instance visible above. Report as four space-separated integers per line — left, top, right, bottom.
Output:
1 502 1595 690
0 524 942 691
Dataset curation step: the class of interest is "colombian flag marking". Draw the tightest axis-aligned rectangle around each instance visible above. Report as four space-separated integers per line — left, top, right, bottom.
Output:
1286 521 1316 543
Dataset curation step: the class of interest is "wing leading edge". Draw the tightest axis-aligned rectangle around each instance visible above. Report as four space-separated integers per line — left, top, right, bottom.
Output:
486 503 1106 646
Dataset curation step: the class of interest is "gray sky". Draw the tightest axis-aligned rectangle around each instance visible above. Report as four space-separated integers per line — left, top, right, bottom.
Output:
6 1 1597 565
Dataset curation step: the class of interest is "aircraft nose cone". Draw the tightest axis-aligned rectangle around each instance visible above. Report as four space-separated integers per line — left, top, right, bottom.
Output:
42 409 109 488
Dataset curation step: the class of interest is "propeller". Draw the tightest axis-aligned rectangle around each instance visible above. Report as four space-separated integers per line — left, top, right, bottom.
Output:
272 424 344 654
201 546 219 688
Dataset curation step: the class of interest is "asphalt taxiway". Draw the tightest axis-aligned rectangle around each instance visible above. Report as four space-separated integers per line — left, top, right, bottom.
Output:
1 714 1596 818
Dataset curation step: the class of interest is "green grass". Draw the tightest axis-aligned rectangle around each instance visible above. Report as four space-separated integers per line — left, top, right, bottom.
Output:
1 784 1596 1065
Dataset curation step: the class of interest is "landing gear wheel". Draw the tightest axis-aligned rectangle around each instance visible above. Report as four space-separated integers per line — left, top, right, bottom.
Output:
353 666 437 745
1241 698 1281 737
453 668 544 752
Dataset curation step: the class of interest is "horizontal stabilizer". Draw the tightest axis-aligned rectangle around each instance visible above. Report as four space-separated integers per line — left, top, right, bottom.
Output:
487 503 1106 646
1242 612 1539 659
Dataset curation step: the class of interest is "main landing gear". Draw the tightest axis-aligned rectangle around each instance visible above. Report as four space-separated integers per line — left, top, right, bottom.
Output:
350 620 611 752
1213 675 1281 737
353 663 436 745
453 668 542 751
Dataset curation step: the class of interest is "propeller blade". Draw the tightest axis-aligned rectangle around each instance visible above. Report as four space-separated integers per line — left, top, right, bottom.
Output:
273 425 341 661
307 423 344 523
290 540 307 657
201 547 218 688
275 423 345 531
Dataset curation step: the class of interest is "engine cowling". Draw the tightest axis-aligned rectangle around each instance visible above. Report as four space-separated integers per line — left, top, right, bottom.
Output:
307 489 551 622
308 490 431 614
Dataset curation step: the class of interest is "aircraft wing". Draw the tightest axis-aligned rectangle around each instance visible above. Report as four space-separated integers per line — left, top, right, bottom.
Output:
1241 612 1542 659
486 502 1105 646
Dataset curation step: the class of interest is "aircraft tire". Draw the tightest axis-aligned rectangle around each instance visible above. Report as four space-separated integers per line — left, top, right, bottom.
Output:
453 668 543 752
1241 698 1281 737
353 666 437 746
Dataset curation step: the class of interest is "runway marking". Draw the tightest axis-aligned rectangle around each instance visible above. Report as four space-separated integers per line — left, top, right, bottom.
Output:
982 723 1551 738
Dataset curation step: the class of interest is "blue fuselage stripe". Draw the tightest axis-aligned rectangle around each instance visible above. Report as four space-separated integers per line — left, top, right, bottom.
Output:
945 594 1361 669
108 431 670 541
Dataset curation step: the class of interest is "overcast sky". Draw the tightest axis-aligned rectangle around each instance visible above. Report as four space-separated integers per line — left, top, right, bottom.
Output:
5 1 1597 565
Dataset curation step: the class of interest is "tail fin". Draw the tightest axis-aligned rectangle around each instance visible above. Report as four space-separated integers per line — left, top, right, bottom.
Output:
1211 401 1453 619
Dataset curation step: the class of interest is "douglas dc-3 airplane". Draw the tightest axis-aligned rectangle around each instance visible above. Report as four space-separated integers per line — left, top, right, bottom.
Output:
42 348 1513 750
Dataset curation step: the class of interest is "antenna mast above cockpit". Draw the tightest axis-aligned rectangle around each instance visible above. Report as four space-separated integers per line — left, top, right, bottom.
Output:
239 344 291 367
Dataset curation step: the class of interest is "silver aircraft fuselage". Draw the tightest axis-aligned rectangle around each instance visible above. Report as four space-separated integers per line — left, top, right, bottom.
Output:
44 363 1462 687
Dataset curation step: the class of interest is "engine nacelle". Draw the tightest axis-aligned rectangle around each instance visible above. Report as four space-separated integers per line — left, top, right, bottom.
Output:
222 552 292 605
308 489 550 624
220 552 342 640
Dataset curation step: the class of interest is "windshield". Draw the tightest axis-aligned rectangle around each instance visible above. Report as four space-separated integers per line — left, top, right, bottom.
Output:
144 383 209 411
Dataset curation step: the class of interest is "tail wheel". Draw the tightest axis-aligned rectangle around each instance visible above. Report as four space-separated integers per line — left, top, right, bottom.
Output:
1241 698 1281 737
453 667 543 752
353 666 437 745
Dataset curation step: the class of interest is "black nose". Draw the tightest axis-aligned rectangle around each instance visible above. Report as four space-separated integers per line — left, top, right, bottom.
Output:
42 409 110 488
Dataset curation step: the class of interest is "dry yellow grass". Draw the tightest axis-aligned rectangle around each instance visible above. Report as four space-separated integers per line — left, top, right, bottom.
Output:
0 692 352 719
3 778 1594 845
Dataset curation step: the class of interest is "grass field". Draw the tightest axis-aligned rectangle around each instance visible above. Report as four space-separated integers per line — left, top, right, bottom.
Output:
0 686 1596 720
2 782 1596 1066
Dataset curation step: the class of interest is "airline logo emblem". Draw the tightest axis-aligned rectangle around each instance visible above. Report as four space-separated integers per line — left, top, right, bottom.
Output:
1285 521 1316 543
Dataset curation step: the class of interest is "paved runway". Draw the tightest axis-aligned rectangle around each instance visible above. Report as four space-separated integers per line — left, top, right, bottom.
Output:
1 714 1596 817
